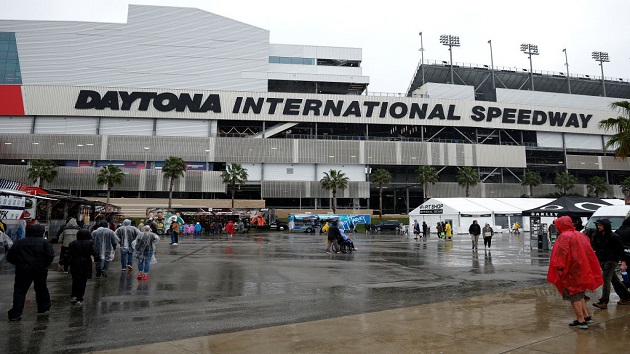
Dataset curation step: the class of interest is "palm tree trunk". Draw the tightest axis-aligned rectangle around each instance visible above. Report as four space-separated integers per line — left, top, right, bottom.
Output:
332 189 337 213
168 177 174 209
231 184 235 208
529 185 533 197
424 181 429 201
379 185 383 220
466 183 470 197
107 184 111 204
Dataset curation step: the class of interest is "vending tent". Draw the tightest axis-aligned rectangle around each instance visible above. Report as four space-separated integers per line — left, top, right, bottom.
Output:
522 196 615 218
409 198 554 234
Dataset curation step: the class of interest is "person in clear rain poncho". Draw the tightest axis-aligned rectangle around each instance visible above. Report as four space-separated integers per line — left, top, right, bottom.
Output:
0 221 13 263
134 225 159 281
115 219 141 272
91 220 119 278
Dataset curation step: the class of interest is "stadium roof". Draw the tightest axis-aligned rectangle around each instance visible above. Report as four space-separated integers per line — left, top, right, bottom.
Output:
406 61 630 101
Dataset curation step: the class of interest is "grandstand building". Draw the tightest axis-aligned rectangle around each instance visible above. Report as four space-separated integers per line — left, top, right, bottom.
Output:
0 5 628 213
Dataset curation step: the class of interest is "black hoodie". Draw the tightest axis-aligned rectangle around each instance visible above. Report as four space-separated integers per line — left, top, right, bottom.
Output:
592 219 624 263
6 224 55 270
615 217 630 264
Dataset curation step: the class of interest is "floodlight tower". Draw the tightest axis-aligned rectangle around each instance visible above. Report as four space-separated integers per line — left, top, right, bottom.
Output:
440 34 460 85
520 43 539 91
419 32 425 86
592 51 610 97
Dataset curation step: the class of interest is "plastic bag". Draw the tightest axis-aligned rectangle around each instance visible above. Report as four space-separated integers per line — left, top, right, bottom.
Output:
150 253 157 264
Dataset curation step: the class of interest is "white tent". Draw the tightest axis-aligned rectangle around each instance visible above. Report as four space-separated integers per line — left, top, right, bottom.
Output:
409 198 554 234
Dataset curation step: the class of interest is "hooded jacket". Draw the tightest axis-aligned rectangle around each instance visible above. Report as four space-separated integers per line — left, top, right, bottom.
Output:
6 224 55 271
115 219 141 252
592 218 624 263
68 229 100 279
92 221 120 262
547 216 603 295
616 217 630 264
59 218 80 248
468 221 481 236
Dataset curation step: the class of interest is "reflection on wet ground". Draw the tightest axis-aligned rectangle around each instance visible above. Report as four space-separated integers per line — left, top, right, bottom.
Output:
1 232 552 353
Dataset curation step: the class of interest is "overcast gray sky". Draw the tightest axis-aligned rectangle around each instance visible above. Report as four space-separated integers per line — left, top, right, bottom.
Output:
1 0 629 94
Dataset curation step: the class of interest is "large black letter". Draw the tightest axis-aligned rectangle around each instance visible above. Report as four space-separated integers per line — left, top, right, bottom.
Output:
243 97 264 114
176 93 203 112
532 110 546 125
153 93 178 112
98 91 119 110
389 102 408 119
517 109 531 125
446 105 461 120
343 101 361 117
303 99 322 115
323 100 343 116
410 103 428 119
470 106 485 122
283 99 302 115
200 94 221 113
548 112 567 126
75 90 101 109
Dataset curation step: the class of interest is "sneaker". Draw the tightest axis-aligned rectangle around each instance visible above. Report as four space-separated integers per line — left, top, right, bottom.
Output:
585 316 593 324
137 273 143 280
8 316 22 322
326 251 330 254
173 243 178 245
618 298 630 305
70 297 77 304
593 302 608 309
122 268 127 272
75 301 83 306
127 265 133 270
143 274 149 280
569 320 588 329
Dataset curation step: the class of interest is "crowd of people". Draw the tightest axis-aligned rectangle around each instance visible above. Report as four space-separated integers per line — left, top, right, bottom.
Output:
547 215 630 330
2 218 159 321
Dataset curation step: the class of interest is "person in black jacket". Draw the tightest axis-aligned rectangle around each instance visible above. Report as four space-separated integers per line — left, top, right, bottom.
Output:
591 218 630 309
6 224 55 321
469 220 481 250
325 221 342 254
614 217 630 286
68 229 100 305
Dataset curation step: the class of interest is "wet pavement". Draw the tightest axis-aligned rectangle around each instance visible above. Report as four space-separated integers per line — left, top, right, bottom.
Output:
0 232 579 353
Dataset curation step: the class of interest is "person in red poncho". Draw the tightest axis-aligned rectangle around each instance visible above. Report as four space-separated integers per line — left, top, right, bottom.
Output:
547 216 603 329
225 220 235 238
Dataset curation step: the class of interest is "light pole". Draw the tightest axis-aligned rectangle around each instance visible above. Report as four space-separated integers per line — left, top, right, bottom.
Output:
592 51 609 97
204 149 210 171
76 144 83 167
143 146 150 169
562 48 571 94
488 40 495 89
520 43 539 91
365 166 372 210
419 31 425 86
439 34 460 85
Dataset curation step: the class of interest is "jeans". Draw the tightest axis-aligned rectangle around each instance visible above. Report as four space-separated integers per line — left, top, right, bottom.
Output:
121 248 133 269
170 230 179 244
138 251 152 274
95 259 110 276
71 276 88 301
600 260 630 303
8 269 51 319
325 239 338 253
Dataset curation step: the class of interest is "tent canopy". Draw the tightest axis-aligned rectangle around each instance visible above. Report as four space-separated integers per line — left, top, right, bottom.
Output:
522 196 613 217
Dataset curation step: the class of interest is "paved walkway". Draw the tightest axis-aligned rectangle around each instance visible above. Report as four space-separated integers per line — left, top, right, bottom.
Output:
93 284 630 354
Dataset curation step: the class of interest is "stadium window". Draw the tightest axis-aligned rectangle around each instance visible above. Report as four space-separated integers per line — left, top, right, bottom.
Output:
269 56 279 64
279 57 292 64
287 168 294 174
291 57 304 64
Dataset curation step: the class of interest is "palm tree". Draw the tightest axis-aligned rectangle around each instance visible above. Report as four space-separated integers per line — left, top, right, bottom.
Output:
27 159 58 188
96 164 125 203
599 101 630 159
320 169 349 214
162 156 186 209
456 167 479 197
371 168 391 220
221 163 248 208
554 171 577 195
521 170 542 197
587 176 608 198
621 176 630 197
416 165 439 201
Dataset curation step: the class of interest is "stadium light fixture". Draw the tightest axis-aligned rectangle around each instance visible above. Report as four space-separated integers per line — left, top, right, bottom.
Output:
440 34 460 85
520 43 539 91
592 51 610 97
